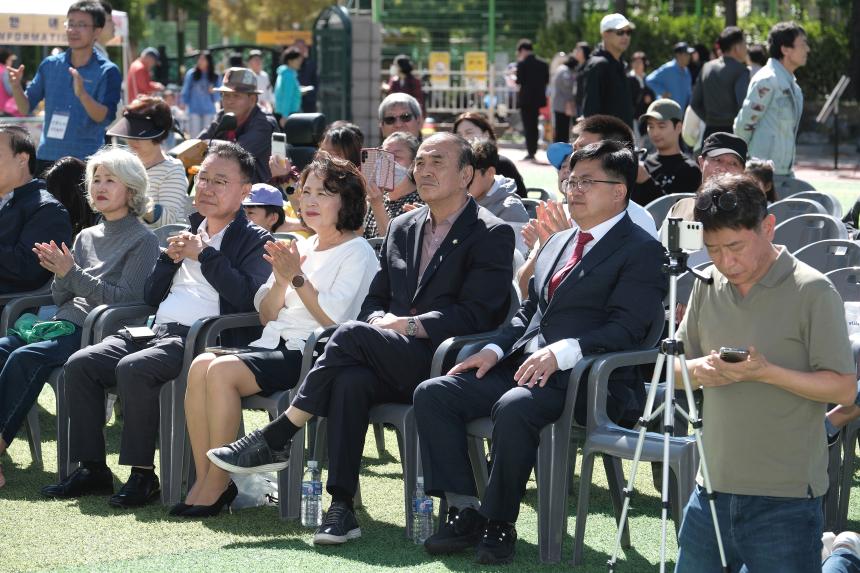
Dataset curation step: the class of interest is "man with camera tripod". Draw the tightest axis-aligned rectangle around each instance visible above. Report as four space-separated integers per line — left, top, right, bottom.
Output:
674 174 856 572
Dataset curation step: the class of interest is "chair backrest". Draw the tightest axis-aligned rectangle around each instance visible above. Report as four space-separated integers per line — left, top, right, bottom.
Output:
792 191 843 218
767 198 826 223
366 237 384 260
153 223 190 248
794 240 860 275
273 232 299 242
826 267 860 303
284 113 326 171
527 187 550 201
645 193 694 228
521 198 540 219
773 214 848 253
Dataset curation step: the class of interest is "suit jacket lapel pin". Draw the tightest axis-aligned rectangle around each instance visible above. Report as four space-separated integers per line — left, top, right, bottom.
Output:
452 239 458 245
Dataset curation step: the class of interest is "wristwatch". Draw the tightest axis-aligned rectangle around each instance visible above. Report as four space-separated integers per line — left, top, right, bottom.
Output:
291 274 306 288
406 317 418 337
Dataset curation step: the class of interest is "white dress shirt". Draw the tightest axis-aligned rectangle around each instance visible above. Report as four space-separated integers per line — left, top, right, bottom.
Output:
485 210 628 371
154 219 226 326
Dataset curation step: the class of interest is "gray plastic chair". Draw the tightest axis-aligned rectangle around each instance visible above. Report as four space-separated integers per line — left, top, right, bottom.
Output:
826 267 860 302
794 240 860 275
273 232 299 242
5 294 110 478
527 188 550 201
645 193 695 229
773 214 848 254
793 191 843 219
572 349 699 566
522 198 540 219
837 418 860 532
767 198 826 223
366 237 385 260
152 224 190 248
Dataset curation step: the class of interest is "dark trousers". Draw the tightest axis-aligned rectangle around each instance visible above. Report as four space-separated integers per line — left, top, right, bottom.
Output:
65 323 188 467
520 104 541 156
290 320 433 499
413 358 566 523
0 329 82 445
703 124 734 140
553 111 571 143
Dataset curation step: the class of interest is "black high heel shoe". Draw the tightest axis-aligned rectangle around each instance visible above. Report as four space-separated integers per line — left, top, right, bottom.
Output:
168 502 191 516
180 481 238 518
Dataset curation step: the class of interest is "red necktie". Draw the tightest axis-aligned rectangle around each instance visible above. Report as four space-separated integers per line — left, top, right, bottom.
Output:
547 231 593 300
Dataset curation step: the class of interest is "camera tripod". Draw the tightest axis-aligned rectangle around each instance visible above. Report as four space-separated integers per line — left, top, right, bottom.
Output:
606 245 728 573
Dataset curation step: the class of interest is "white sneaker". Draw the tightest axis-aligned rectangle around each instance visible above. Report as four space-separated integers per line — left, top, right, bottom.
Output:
823 531 837 560
833 531 860 557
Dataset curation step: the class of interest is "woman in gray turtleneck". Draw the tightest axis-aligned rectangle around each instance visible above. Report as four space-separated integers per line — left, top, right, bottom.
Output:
0 146 159 488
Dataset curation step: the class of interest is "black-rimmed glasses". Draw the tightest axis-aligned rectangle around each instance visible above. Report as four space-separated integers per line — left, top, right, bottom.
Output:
695 192 738 212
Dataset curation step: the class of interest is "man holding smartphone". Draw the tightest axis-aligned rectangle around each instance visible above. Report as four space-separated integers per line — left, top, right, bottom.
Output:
674 174 856 572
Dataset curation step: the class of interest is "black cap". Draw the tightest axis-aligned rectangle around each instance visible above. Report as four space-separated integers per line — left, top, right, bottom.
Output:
700 132 748 162
106 110 167 140
673 41 695 54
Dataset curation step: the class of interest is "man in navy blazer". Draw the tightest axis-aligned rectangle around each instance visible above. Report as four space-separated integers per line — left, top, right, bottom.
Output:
414 140 667 564
209 133 515 544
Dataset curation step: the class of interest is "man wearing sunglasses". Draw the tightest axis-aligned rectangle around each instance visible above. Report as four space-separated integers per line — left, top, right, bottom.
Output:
378 92 423 140
580 13 635 127
674 174 855 571
7 1 121 177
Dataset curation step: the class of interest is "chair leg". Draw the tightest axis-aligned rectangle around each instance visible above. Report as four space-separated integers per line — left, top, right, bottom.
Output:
280 425 304 520
536 428 568 564
25 405 42 466
825 440 842 532
837 430 858 532
311 417 327 465
399 418 418 540
373 423 386 457
572 450 597 566
55 373 73 481
466 436 488 500
603 455 631 549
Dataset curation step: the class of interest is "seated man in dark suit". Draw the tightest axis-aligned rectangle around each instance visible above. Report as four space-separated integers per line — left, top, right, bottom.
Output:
41 143 272 507
208 133 515 544
0 125 72 294
414 140 667 564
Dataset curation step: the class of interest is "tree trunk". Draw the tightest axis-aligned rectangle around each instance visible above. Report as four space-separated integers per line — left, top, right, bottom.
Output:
724 0 738 26
615 0 628 14
197 11 208 51
851 0 860 100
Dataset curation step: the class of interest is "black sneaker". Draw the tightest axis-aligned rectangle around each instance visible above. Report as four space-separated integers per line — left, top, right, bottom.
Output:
207 429 290 474
424 506 487 555
313 501 362 545
475 520 517 565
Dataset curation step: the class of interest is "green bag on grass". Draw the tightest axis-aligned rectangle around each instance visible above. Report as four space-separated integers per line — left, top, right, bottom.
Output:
9 313 76 344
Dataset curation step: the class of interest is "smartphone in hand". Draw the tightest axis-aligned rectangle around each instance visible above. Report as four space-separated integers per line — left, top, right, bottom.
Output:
718 347 749 363
272 132 287 159
361 147 396 189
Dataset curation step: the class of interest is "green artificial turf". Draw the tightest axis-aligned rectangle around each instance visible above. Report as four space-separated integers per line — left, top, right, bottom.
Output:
2 386 859 572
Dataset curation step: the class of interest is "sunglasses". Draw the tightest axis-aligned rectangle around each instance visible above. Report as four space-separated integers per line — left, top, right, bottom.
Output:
695 192 738 212
382 113 414 125
614 29 633 36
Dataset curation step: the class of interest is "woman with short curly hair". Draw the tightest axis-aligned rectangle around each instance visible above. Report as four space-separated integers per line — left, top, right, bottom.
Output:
0 146 159 488
177 151 379 517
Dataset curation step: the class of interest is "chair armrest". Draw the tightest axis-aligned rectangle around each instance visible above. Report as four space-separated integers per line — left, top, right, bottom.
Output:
0 293 57 334
585 349 660 432
89 303 158 343
189 312 263 353
429 330 502 378
0 282 52 308
297 325 339 386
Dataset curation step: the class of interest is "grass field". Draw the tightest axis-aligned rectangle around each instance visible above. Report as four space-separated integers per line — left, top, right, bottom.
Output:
2 385 860 573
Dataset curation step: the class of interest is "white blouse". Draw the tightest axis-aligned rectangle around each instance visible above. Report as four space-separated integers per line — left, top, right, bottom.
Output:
249 236 379 350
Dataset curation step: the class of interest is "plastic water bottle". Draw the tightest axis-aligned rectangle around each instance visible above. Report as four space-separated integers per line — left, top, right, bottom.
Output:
301 460 322 527
412 477 433 544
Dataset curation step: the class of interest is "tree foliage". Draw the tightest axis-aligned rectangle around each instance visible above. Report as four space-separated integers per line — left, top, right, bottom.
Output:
208 0 332 43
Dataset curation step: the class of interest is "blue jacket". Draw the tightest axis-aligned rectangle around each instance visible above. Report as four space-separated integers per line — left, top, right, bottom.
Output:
733 58 803 175
144 209 272 343
274 65 302 117
646 59 692 110
0 179 72 294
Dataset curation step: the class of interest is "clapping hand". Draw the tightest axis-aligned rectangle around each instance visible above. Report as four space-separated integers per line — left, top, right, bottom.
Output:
8 65 24 89
263 239 303 286
33 241 74 278
165 231 206 262
68 67 85 98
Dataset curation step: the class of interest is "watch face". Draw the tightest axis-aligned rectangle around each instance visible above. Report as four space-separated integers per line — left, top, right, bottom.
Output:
406 318 417 336
291 274 305 288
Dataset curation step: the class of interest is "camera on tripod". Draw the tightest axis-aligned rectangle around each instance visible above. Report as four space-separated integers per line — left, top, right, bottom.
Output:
659 217 704 253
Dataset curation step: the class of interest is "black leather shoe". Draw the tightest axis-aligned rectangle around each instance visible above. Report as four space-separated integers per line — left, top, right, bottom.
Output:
424 506 487 555
180 481 238 518
475 520 517 565
40 466 113 499
207 429 290 474
108 471 160 508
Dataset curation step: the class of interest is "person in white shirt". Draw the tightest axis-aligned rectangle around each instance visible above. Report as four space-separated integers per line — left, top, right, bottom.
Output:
177 152 378 517
247 49 274 114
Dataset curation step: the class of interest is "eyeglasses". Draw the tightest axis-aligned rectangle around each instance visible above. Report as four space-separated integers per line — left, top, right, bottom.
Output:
196 175 240 191
565 177 623 192
64 20 94 30
695 192 738 212
382 113 414 125
614 29 633 36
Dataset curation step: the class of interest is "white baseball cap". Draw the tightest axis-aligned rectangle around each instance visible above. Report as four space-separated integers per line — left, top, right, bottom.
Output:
600 13 635 33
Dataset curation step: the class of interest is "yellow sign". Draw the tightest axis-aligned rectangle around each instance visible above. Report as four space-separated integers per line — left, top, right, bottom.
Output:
255 30 312 46
464 51 488 90
429 51 450 87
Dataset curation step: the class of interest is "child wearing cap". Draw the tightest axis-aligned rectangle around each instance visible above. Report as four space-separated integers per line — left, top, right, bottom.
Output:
243 184 286 234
